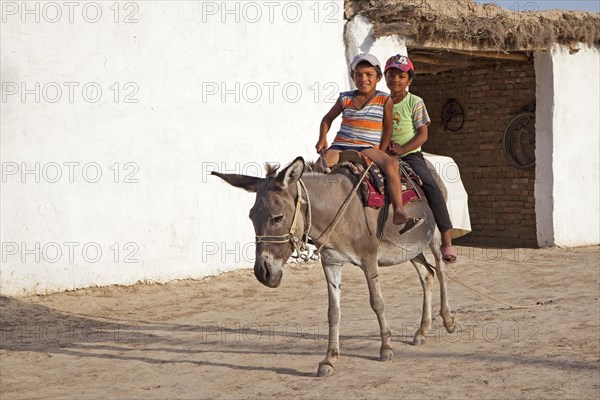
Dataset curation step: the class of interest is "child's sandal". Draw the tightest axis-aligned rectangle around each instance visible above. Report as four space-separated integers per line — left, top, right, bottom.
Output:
398 218 424 235
441 245 458 263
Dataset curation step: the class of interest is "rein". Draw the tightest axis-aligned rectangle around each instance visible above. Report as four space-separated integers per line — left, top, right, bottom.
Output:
254 180 314 260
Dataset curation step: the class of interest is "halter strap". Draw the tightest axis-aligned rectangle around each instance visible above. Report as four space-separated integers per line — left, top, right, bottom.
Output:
255 181 311 257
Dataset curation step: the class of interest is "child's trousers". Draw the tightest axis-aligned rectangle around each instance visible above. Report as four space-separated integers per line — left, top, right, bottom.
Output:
401 151 453 233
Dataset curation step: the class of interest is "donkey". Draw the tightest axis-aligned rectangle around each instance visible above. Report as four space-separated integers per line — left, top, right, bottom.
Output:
212 156 456 377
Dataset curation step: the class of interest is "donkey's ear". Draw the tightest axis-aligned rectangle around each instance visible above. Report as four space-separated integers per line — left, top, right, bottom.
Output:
211 171 262 193
274 156 305 190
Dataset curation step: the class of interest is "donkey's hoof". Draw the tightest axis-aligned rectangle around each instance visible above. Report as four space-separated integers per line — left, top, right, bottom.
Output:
413 334 427 346
317 362 335 377
379 347 394 361
444 317 457 334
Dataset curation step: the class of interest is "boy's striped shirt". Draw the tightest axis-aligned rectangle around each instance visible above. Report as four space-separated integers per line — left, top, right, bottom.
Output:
332 90 390 149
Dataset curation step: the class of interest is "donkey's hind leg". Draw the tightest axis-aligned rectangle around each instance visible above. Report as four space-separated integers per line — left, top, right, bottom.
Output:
430 236 456 333
410 254 434 345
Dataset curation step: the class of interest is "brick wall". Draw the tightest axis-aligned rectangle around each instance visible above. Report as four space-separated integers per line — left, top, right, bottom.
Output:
410 60 537 247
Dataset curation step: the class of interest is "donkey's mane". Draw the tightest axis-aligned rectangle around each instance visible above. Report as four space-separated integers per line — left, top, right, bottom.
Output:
264 163 280 178
306 161 322 173
264 161 322 178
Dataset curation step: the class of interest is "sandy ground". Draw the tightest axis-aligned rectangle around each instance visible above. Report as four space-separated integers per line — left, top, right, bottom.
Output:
1 245 599 399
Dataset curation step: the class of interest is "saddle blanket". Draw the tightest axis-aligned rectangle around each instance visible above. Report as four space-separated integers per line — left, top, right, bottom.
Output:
330 153 424 209
324 151 471 239
422 152 472 238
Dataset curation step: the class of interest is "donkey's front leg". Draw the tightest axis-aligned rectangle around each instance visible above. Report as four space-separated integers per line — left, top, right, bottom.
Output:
317 263 342 378
363 259 393 361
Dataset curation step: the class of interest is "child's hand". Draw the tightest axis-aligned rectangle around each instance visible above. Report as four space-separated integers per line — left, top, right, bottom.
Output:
387 142 404 156
315 139 328 153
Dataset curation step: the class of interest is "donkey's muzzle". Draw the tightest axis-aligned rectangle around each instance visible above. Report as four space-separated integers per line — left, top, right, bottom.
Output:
254 258 283 288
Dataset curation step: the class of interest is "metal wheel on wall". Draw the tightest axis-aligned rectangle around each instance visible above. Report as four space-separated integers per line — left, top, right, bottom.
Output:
503 111 536 170
441 98 465 132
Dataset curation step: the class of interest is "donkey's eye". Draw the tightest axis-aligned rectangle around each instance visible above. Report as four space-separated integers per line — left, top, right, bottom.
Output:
271 215 284 224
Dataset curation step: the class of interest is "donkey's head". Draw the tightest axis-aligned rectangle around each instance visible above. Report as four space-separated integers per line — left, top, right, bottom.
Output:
212 157 307 288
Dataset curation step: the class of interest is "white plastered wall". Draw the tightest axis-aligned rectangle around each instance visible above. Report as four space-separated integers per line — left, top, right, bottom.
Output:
535 44 600 247
1 1 347 295
344 15 407 91
4 5 597 296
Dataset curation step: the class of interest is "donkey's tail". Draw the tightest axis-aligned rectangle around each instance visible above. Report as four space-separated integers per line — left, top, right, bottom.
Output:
411 253 436 277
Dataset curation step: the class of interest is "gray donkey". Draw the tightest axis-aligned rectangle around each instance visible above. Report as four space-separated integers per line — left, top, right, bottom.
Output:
212 156 456 377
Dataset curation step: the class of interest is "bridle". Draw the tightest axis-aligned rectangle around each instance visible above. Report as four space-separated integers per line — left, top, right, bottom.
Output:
254 180 313 260
252 162 372 261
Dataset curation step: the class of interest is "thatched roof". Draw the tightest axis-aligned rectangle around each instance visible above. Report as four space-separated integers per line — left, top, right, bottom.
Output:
346 0 600 51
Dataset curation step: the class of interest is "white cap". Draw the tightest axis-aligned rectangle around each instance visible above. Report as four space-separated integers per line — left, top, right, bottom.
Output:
350 53 382 70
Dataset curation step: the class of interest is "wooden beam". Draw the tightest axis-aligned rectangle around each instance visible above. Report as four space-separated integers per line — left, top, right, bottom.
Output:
405 38 546 52
417 65 461 75
446 49 531 61
410 54 501 71
409 54 455 65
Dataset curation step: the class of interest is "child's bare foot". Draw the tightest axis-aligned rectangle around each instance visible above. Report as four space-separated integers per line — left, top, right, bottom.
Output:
392 209 410 225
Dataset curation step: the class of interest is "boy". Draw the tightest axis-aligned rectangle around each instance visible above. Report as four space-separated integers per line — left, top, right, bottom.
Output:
316 53 422 234
384 54 457 262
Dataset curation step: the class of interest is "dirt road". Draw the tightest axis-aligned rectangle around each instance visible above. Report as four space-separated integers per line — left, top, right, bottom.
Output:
1 246 599 399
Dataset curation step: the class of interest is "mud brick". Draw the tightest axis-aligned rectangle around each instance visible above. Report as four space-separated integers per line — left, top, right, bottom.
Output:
411 60 536 247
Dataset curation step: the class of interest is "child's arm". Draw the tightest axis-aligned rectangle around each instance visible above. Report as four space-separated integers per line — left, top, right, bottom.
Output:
379 97 394 151
316 99 343 153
